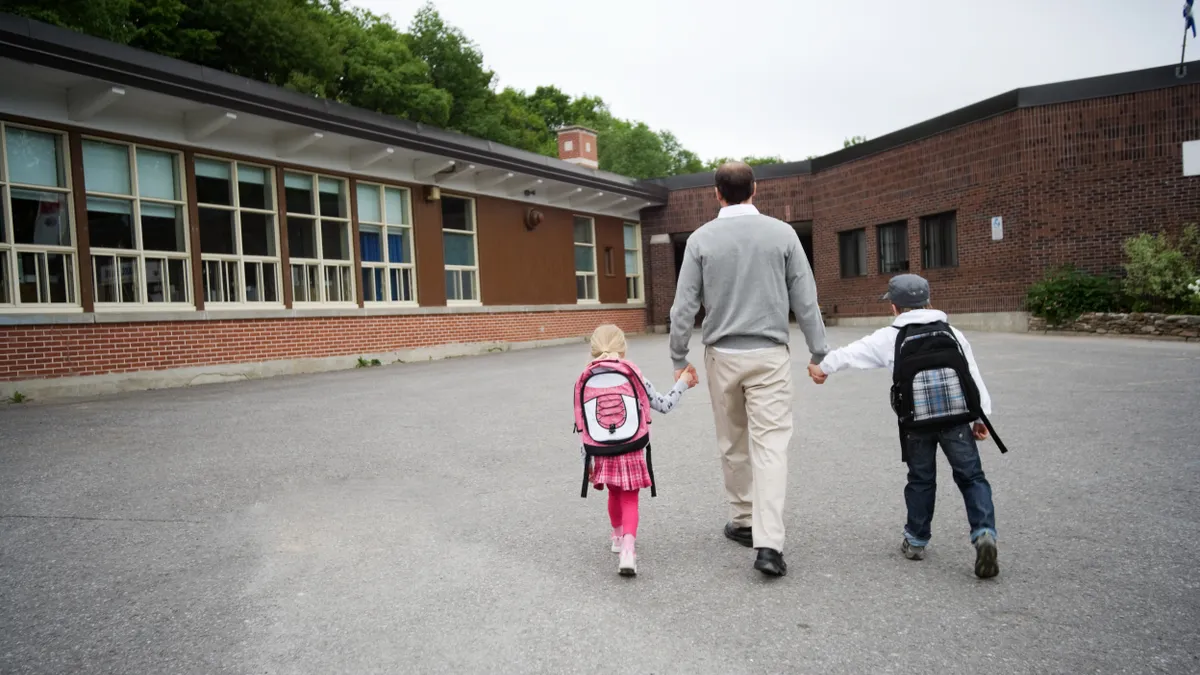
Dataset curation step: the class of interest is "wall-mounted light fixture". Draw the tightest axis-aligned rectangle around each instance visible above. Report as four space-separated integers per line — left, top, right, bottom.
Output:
424 185 441 202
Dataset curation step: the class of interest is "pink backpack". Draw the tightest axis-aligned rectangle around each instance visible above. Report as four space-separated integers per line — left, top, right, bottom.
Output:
573 358 656 498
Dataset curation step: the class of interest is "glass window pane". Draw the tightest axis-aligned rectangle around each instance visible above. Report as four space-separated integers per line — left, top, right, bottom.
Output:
321 221 349 260
291 265 307 302
385 188 408 225
362 267 384 302
118 256 140 302
241 212 276 257
82 141 131 195
287 217 317 259
461 270 475 300
87 197 135 249
0 253 10 303
262 263 279 303
0 197 5 243
441 197 473 231
199 208 235 255
146 258 166 302
387 231 410 264
237 165 271 210
140 203 186 252
11 189 71 246
574 244 595 272
17 252 41 303
356 184 381 223
284 173 314 214
359 225 383 263
445 270 458 300
623 224 638 250
625 251 637 274
135 149 178 200
195 159 232 206
390 268 413 303
576 275 586 301
573 217 593 244
443 232 475 267
168 259 187 303
94 256 117 303
6 127 64 187
319 178 344 218
324 265 346 302
243 262 260 302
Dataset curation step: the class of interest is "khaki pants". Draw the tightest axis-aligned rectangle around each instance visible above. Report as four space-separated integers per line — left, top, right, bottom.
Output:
704 345 794 552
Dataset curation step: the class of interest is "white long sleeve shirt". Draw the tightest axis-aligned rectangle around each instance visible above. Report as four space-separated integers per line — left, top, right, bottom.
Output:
818 309 993 416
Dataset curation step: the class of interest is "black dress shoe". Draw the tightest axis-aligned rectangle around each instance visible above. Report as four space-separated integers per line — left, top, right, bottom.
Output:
754 548 787 577
723 522 753 548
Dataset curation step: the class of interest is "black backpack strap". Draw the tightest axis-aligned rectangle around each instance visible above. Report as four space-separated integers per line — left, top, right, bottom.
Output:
893 323 912 463
645 443 656 498
581 453 590 498
978 413 1008 454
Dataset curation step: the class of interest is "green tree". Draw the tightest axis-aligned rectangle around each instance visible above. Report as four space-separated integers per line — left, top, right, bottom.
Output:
704 155 786 170
406 2 498 137
843 135 868 148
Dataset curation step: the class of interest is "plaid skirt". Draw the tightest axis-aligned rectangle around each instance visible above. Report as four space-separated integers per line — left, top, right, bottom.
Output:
589 449 652 492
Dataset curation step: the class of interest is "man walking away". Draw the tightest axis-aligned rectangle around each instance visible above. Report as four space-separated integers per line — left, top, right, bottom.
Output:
668 161 829 576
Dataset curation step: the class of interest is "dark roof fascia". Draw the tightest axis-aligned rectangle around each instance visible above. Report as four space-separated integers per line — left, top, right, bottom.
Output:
641 60 1200 191
0 14 668 203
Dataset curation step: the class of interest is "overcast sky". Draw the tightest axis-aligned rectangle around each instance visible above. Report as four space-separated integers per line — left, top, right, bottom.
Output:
357 0 1193 161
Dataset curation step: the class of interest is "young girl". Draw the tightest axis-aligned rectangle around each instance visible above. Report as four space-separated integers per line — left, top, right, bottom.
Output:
586 324 696 576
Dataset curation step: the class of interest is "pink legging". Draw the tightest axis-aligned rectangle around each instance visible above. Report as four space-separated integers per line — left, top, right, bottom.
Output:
606 487 641 537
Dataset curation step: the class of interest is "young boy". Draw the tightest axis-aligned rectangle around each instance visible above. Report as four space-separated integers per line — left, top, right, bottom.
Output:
808 274 1001 579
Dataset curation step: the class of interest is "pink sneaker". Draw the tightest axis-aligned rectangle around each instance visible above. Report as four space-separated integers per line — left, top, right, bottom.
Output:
618 535 637 576
610 528 623 553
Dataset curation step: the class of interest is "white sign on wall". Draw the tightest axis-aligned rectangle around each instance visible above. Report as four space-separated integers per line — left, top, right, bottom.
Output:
1184 140 1200 177
991 216 1004 241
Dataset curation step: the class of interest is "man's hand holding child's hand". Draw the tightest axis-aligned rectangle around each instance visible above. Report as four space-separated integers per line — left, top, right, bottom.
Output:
676 364 699 389
807 363 827 385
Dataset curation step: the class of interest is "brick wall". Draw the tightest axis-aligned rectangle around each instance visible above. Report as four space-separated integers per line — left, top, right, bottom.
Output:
642 82 1200 324
0 308 645 382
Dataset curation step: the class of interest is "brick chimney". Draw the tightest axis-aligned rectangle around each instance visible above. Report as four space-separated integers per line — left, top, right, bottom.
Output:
557 126 598 169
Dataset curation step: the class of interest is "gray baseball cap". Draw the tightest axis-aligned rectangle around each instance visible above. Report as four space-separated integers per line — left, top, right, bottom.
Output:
881 274 930 308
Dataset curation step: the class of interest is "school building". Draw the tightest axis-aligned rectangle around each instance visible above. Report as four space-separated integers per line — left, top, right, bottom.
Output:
1 13 1198 399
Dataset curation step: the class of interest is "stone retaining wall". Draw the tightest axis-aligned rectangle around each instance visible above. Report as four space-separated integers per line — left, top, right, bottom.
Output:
1028 312 1200 341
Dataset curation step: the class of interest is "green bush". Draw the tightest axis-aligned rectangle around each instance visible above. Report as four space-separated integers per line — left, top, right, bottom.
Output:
1026 266 1124 325
1122 225 1200 313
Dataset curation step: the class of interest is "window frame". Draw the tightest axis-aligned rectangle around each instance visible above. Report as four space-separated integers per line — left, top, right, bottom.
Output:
283 170 355 306
838 227 868 279
356 181 417 306
877 220 909 274
623 221 644 304
194 155 283 307
920 211 959 270
573 215 598 304
440 194 481 305
82 137 192 309
0 122 80 311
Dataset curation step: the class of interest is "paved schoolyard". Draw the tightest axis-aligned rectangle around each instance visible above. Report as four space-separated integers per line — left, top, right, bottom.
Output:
1 328 1198 674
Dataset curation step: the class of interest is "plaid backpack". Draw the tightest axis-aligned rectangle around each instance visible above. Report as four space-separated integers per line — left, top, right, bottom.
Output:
572 358 655 498
890 320 1007 460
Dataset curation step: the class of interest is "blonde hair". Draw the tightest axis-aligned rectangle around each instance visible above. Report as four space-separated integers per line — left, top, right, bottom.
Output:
590 324 627 360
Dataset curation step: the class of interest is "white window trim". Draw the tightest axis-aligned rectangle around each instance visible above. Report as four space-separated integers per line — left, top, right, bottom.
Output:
284 171 355 307
442 194 481 306
573 215 598 304
0 122 82 312
357 181 418 306
83 138 192 310
196 157 284 309
623 221 644 304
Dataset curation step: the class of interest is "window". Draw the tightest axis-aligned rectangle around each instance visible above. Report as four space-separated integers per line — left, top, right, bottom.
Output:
83 140 189 306
838 228 867 279
623 222 643 302
573 215 597 302
357 183 415 304
195 158 280 305
284 172 353 304
877 221 909 274
921 211 958 269
0 124 77 307
564 140 574 152
441 196 478 303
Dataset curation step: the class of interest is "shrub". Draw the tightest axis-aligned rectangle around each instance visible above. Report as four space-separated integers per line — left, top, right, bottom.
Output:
1026 266 1124 325
1122 225 1200 313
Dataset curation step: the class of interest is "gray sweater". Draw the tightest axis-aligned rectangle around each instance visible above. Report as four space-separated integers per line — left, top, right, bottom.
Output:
668 208 829 370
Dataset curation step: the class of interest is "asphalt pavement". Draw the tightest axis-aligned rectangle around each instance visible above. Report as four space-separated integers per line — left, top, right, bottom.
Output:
1 328 1198 674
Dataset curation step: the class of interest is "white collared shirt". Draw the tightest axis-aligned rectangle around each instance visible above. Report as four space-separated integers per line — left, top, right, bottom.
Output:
712 203 767 354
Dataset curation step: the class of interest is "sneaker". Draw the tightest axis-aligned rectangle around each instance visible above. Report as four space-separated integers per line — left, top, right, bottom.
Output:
618 535 637 576
610 534 622 553
973 533 999 579
901 539 927 561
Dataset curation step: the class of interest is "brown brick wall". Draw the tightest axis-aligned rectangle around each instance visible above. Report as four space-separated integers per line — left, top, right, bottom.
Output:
0 308 645 383
642 82 1200 324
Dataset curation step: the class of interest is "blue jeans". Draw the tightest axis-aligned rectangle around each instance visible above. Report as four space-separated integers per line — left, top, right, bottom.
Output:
902 424 997 547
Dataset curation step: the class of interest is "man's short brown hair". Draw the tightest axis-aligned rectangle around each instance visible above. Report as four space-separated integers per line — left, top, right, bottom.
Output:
715 161 755 205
